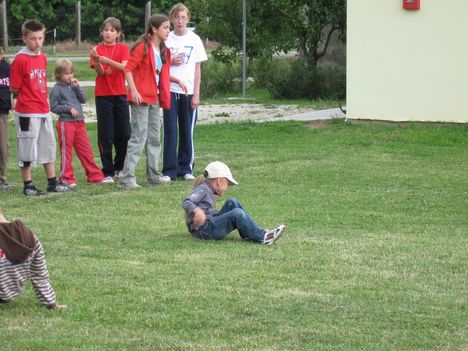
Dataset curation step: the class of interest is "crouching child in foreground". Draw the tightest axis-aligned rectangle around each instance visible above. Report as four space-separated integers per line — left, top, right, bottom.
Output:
182 161 285 244
0 209 67 309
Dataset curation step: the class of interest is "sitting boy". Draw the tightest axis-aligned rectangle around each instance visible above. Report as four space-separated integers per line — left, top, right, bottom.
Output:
0 208 67 309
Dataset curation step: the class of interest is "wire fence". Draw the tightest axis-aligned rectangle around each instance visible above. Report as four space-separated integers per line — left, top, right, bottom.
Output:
0 2 152 52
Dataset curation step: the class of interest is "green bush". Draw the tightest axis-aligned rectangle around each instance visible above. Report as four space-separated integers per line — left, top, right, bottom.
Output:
251 57 275 89
201 56 345 100
201 60 242 98
263 57 346 100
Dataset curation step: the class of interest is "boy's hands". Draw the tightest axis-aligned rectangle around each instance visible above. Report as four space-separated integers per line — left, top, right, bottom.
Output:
70 78 79 87
192 207 206 227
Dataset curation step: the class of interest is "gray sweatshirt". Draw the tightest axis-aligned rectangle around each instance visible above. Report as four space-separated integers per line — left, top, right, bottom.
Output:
182 181 219 232
49 81 86 121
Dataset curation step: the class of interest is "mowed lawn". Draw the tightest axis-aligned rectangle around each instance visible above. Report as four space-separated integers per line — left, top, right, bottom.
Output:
1 119 467 350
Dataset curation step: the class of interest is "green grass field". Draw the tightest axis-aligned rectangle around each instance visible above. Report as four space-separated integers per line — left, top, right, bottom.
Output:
1 119 467 350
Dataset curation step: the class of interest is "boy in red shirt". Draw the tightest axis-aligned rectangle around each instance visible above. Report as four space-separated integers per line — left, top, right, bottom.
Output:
10 20 71 196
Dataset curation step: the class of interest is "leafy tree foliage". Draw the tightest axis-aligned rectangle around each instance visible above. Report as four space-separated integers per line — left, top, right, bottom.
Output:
194 0 345 64
5 0 175 45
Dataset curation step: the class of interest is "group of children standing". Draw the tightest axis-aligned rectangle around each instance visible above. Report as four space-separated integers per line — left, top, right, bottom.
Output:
0 4 286 309
0 3 207 195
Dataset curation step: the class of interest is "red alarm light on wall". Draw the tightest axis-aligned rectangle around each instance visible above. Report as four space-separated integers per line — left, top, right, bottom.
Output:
403 0 420 10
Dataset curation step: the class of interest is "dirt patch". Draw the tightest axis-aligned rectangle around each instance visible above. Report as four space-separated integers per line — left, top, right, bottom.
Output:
197 104 316 124
84 103 317 124
306 119 332 129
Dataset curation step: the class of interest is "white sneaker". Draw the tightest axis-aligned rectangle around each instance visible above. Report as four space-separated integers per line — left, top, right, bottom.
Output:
158 175 172 184
262 224 285 244
117 182 141 189
0 182 14 191
182 174 196 180
101 177 114 184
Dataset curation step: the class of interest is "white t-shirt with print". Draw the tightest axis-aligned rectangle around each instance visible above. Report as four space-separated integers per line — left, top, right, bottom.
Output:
166 31 208 95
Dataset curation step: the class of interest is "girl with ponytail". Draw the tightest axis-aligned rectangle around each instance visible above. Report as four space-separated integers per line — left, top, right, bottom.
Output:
118 14 187 189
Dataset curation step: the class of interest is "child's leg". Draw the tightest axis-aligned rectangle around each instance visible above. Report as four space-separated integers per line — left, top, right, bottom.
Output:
95 96 115 177
145 103 162 182
218 198 244 215
112 95 131 174
57 120 77 184
162 93 179 180
73 121 104 183
119 104 149 185
20 166 32 182
37 116 57 180
198 204 265 242
176 94 196 177
0 113 9 184
14 116 38 182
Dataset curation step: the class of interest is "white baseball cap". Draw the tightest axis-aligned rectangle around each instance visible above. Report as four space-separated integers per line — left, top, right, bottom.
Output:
204 161 238 185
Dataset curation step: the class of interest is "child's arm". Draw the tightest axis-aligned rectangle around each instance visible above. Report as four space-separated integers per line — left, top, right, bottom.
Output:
91 45 128 72
71 79 87 104
170 75 188 94
49 87 78 118
192 207 207 227
182 190 208 227
124 71 142 104
90 46 105 75
97 56 128 71
29 240 58 308
192 62 202 109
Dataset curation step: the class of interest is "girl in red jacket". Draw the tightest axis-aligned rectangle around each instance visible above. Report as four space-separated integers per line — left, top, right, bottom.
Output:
118 14 186 189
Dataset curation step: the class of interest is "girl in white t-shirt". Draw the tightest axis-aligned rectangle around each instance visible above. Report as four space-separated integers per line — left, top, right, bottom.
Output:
162 3 208 181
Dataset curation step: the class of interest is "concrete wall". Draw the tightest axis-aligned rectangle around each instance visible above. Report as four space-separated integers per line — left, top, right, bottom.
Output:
347 0 468 122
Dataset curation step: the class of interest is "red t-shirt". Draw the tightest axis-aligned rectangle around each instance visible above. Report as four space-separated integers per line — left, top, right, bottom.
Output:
90 43 129 96
10 51 49 115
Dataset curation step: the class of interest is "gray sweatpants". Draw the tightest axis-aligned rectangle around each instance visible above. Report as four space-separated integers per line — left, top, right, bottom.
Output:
119 103 162 184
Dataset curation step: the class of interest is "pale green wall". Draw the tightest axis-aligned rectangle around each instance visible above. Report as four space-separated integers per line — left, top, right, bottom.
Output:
347 0 468 122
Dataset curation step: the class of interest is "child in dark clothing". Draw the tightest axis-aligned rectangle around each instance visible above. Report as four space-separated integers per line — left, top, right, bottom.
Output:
182 161 285 244
49 59 109 188
0 50 14 190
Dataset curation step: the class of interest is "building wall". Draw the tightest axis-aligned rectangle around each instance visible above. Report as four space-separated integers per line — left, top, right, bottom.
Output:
347 1 468 122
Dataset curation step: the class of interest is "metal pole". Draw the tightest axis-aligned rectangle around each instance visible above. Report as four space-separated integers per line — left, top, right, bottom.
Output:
76 1 81 49
53 28 56 55
145 2 152 26
1 0 7 52
242 0 247 97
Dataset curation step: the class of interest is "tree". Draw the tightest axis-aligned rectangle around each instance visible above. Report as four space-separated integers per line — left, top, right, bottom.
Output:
193 0 346 65
6 0 176 45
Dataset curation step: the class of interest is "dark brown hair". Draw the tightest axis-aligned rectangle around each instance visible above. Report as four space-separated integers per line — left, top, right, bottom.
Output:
131 14 169 63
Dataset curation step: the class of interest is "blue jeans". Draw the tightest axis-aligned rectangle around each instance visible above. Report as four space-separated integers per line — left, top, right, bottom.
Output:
194 198 265 243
